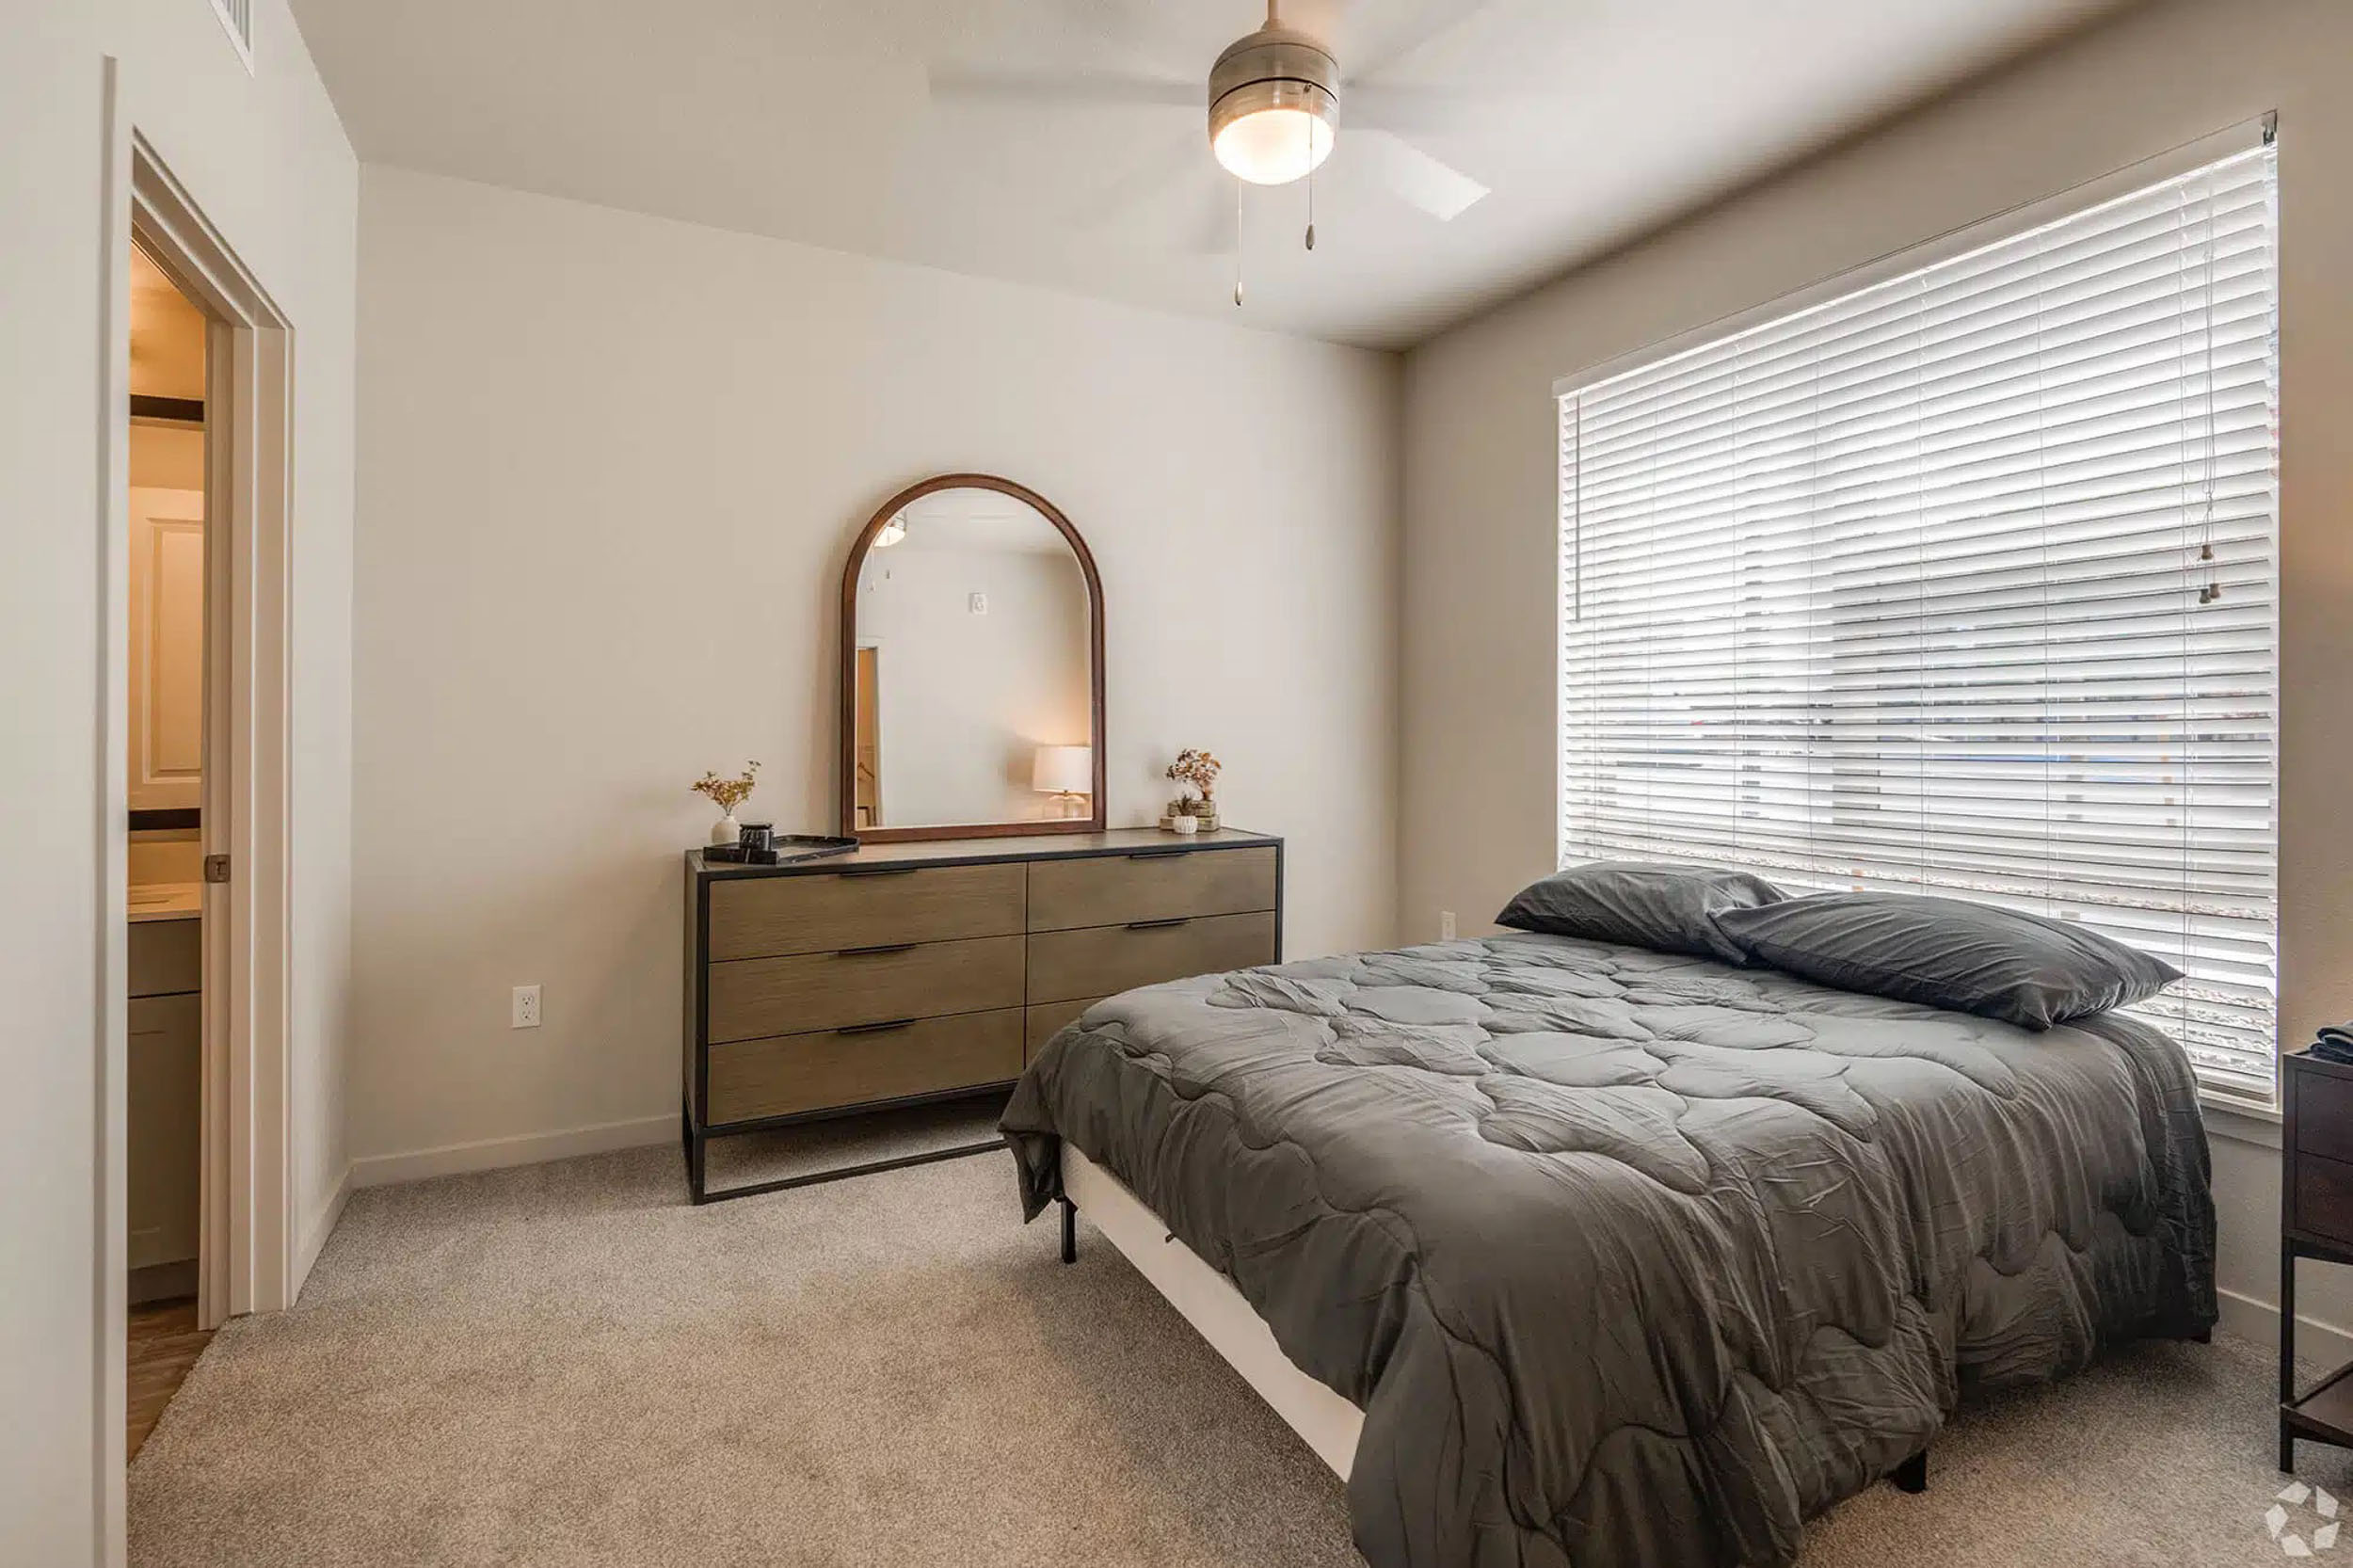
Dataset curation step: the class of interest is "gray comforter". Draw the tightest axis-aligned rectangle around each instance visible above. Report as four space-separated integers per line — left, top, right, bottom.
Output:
1000 932 2215 1568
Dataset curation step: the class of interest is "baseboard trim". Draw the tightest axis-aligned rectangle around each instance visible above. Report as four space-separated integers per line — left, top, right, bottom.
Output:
292 1163 353 1301
2218 1285 2353 1367
351 1114 676 1190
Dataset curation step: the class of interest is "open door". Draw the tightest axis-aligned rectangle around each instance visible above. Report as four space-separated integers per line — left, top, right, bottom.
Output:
854 644 882 828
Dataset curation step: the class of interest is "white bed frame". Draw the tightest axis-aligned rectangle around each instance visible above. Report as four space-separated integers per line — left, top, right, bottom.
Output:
1061 1146 1937 1503
1060 1143 1365 1479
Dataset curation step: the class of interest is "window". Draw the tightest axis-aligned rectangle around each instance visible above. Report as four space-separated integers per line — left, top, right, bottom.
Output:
1557 143 2280 1101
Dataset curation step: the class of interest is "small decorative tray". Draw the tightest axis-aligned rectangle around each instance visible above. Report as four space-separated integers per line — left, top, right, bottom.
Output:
703 835 860 867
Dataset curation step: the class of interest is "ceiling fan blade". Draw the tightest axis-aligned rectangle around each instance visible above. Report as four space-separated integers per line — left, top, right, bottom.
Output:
1079 132 1203 227
1059 132 1235 256
1351 0 1505 80
1348 127 1487 219
1344 81 1492 136
924 67 1196 110
1278 0 1353 45
1059 0 1172 50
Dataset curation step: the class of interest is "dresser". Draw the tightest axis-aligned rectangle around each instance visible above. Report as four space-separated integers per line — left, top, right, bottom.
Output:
682 827 1282 1202
2282 1047 2353 1467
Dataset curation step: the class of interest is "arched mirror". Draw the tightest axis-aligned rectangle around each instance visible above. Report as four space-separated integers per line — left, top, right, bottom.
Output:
839 474 1105 841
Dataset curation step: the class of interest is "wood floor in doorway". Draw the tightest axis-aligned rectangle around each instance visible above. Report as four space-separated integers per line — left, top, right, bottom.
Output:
129 1297 212 1462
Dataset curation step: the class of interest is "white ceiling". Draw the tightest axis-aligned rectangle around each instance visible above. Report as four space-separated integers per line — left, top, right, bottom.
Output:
289 0 2128 350
896 487 1070 553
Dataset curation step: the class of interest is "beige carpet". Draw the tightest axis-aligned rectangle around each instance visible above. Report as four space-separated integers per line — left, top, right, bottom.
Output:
131 1141 2340 1567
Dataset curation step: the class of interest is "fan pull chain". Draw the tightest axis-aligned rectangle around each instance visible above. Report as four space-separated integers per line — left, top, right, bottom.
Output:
1305 114 1317 251
1233 182 1245 307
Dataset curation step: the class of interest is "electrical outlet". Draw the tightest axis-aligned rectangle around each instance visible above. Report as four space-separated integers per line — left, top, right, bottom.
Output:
511 984 541 1029
968 591 988 615
1439 910 1457 940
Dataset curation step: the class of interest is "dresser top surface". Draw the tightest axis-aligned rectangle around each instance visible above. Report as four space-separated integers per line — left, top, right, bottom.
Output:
688 825 1279 879
2289 1047 2353 1085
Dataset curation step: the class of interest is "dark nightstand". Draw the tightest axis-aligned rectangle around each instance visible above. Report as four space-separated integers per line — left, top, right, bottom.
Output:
2281 1048 2353 1468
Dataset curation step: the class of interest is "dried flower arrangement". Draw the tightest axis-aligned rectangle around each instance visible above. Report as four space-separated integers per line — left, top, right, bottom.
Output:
1166 748 1222 803
1162 748 1224 832
692 761 761 813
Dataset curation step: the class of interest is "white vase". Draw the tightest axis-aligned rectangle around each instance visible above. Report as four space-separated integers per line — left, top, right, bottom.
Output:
710 809 740 846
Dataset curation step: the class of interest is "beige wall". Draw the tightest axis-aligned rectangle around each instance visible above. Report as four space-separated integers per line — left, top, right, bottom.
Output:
1 8 112 1557
0 0 356 1559
1400 0 2353 1343
347 166 1401 1175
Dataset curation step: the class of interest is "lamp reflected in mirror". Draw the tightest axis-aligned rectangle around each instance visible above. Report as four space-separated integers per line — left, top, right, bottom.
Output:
1032 744 1092 820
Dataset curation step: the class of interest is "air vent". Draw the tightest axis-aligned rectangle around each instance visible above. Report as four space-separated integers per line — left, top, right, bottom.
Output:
208 0 253 72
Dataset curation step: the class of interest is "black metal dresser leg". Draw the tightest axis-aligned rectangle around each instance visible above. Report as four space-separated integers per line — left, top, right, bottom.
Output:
1892 1450 1929 1494
2283 1242 2300 1471
1060 1197 1077 1264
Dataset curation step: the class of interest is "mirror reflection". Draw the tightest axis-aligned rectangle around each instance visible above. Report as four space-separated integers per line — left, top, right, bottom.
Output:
851 487 1094 831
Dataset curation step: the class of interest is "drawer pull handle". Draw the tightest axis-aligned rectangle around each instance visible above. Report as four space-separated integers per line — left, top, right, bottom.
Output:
835 941 918 957
1127 918 1192 931
839 866 920 878
1127 848 1192 860
836 1017 916 1036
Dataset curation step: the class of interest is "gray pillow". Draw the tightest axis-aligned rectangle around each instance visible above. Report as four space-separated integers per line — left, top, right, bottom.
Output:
1496 861 1786 965
1713 892 2181 1029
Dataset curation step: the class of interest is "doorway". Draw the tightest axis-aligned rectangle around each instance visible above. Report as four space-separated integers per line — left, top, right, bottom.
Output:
106 136 299 1476
123 242 211 1455
854 643 883 828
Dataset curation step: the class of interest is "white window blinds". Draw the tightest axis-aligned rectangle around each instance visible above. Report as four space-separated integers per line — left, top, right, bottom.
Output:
1558 144 2281 1100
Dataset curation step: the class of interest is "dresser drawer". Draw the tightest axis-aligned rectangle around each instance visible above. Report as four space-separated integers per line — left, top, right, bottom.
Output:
1027 912 1277 1005
1027 845 1276 933
2297 1151 2353 1251
707 1009 1022 1125
709 862 1024 961
129 919 202 998
706 936 1023 1043
1024 996 1104 1062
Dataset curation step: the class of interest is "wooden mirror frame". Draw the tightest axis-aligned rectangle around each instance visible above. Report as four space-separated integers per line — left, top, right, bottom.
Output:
839 473 1108 842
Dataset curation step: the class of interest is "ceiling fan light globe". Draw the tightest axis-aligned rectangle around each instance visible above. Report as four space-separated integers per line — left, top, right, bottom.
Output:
1207 24 1340 187
1212 103 1336 185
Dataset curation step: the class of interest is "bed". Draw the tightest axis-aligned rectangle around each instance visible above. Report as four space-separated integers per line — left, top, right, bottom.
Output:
1000 924 2217 1568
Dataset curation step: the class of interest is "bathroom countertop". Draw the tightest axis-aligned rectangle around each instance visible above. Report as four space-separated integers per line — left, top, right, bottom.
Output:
128 883 201 921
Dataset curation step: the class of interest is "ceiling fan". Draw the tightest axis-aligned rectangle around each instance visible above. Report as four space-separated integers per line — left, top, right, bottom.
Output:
926 0 1503 267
